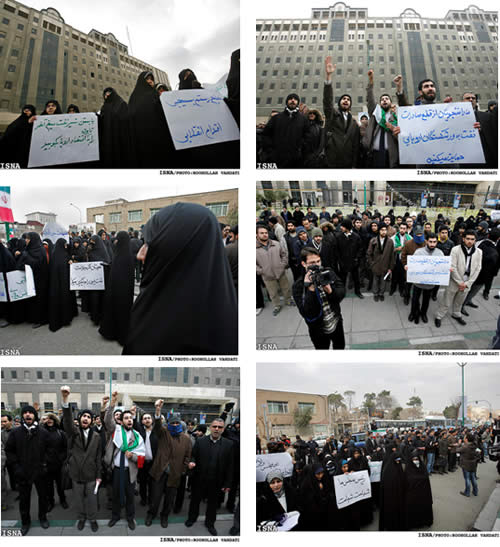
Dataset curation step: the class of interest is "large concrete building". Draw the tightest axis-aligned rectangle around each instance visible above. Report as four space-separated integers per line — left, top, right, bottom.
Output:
0 1 170 130
1 367 240 422
257 180 500 209
256 3 498 119
87 189 238 232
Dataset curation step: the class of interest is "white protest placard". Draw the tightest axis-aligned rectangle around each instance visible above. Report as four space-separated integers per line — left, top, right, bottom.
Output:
407 255 451 286
70 262 105 291
334 470 372 509
0 274 7 302
256 452 293 483
397 102 485 165
42 221 69 244
6 267 36 302
160 89 240 150
28 113 99 168
369 461 382 483
491 210 500 222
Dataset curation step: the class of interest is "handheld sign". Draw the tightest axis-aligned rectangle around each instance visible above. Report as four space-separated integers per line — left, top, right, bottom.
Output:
256 453 293 483
334 470 371 509
42 221 69 244
28 113 99 168
491 210 500 222
369 461 382 483
6 266 36 302
160 89 240 150
407 255 451 286
0 274 7 302
398 102 485 165
70 262 105 291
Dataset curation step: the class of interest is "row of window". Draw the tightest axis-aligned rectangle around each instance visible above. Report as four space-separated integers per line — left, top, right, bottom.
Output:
267 401 315 414
258 43 496 54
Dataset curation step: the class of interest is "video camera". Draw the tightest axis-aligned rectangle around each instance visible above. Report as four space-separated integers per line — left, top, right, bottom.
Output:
307 265 336 288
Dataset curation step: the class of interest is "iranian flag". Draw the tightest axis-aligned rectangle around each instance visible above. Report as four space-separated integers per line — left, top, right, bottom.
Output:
0 187 14 223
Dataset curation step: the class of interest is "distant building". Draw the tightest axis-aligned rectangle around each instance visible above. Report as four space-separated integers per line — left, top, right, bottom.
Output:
25 210 56 224
256 3 498 120
0 1 170 130
87 189 238 232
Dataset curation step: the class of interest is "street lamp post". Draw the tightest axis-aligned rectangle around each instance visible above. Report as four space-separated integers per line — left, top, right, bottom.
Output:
69 203 82 224
457 363 467 426
473 399 492 420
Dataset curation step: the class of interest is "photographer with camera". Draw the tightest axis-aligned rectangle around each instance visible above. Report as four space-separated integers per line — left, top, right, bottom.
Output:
292 247 346 349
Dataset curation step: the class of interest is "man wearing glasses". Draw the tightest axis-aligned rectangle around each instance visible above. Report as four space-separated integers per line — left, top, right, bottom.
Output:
185 418 234 536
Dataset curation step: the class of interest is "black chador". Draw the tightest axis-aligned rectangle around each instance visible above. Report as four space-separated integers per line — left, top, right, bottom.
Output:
379 451 408 531
0 105 36 167
99 231 135 345
404 452 433 529
83 235 110 325
123 203 238 355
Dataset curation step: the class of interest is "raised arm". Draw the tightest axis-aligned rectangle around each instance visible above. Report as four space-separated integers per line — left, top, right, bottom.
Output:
394 75 410 107
323 56 336 122
60 385 79 439
367 69 376 116
103 391 118 434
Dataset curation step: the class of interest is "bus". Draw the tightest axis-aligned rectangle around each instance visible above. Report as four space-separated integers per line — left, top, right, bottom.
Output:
371 419 426 434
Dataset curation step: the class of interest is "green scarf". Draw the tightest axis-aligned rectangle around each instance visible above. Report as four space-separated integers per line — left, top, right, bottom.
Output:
120 426 140 452
378 108 397 132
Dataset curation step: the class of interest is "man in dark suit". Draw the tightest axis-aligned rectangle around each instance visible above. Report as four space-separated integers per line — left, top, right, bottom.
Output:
185 418 234 536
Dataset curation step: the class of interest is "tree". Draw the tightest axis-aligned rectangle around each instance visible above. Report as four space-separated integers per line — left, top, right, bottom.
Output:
225 205 238 228
293 405 314 434
391 406 403 420
376 390 396 412
327 393 346 426
407 395 423 419
274 190 290 203
343 390 356 411
362 393 377 414
263 190 276 204
443 397 461 420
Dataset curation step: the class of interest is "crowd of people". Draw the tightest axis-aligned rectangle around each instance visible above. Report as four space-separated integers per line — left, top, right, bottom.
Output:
256 59 498 169
0 203 238 355
256 202 500 349
256 418 500 531
0 49 240 169
1 388 240 536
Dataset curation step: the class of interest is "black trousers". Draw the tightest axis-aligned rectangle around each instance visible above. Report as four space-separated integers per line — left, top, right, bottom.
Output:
18 477 48 525
256 274 264 308
226 467 239 511
390 259 406 294
188 478 219 526
138 460 153 504
448 452 457 471
148 472 177 518
340 267 360 294
309 321 345 350
174 474 187 512
112 468 135 520
46 466 66 504
411 286 432 316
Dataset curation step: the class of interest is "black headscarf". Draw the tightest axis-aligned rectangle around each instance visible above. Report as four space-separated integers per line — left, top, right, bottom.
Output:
48 238 78 332
0 105 36 167
178 68 199 90
70 237 87 262
42 238 54 258
123 203 238 355
88 235 110 263
67 104 80 113
98 231 135 346
404 451 433 528
379 450 408 531
41 100 62 115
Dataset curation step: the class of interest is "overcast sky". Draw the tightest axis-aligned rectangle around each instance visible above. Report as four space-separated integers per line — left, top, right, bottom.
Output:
27 0 239 85
10 181 237 227
257 363 500 413
256 0 498 19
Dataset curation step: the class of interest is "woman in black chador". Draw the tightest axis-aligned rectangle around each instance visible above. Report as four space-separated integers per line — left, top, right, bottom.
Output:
0 242 17 325
128 71 174 168
348 447 373 527
404 449 433 529
48 238 78 332
84 235 110 325
15 232 49 328
0 105 36 167
379 450 408 531
98 231 134 345
256 471 299 529
99 87 134 167
40 100 63 115
122 203 238 355
297 464 337 531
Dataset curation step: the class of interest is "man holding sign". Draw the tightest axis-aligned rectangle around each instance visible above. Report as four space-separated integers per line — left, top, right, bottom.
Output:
435 230 482 328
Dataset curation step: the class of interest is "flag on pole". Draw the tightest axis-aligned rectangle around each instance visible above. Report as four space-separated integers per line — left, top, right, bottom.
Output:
0 187 14 223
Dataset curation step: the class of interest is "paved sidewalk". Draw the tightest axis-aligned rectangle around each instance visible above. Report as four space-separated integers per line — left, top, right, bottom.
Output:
257 271 500 350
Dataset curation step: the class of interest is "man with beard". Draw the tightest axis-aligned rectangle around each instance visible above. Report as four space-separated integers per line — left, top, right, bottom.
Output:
133 410 156 507
284 221 300 280
41 412 68 513
363 69 400 168
105 393 146 530
435 230 482 328
5 405 50 535
260 93 310 168
367 223 395 302
60 386 101 532
146 400 191 528
185 418 234 536
311 227 336 269
406 233 444 324
391 223 412 297
336 219 364 298
323 57 360 168
404 450 433 528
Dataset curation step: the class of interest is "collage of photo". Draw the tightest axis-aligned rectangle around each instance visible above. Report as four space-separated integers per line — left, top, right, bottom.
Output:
0 0 499 545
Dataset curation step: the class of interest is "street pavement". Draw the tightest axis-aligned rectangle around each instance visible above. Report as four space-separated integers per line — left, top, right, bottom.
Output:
0 283 142 355
1 483 238 536
257 270 500 350
362 458 500 531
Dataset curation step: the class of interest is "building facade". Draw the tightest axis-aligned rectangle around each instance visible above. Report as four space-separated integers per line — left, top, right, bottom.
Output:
256 388 330 440
256 3 498 119
257 180 500 209
24 210 56 224
0 1 170 130
87 189 238 232
1 367 240 423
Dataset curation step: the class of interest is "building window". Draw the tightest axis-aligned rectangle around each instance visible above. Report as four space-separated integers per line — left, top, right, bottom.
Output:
149 208 160 218
37 371 42 379
10 48 18 57
17 23 23 31
49 371 55 380
24 370 30 379
109 212 121 223
148 368 154 381
216 377 221 385
44 402 54 411
112 372 117 380
2 18 10 25
267 401 289 414
206 202 229 217
74 372 80 380
4 81 12 89
136 373 142 382
225 378 231 386
193 376 199 384
62 371 68 379
183 368 189 383
128 210 142 222
124 373 130 381
160 368 177 382
298 402 315 413
7 64 15 72
87 372 93 380
11 370 17 379
99 372 105 380
204 377 210 384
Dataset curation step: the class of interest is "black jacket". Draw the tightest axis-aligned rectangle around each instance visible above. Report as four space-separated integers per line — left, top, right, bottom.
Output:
334 231 363 274
190 435 234 490
5 424 49 482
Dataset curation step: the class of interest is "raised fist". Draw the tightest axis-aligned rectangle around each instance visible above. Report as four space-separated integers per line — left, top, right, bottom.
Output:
367 69 374 80
102 395 110 406
155 399 164 408
324 56 336 76
60 386 71 400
